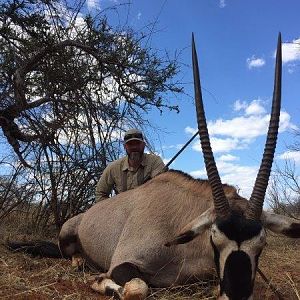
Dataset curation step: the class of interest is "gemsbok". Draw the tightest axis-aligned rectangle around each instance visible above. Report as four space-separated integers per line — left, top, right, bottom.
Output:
8 34 300 300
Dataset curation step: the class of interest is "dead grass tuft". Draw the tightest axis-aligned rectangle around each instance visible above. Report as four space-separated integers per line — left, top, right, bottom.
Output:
148 280 218 299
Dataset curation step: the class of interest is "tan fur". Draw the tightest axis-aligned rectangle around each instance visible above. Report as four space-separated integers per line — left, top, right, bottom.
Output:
60 170 246 287
58 169 300 300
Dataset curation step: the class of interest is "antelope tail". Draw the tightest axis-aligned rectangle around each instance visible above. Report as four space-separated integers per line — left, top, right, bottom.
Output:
6 240 63 258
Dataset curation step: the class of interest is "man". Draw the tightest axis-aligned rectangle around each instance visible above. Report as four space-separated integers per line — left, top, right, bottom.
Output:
95 128 166 202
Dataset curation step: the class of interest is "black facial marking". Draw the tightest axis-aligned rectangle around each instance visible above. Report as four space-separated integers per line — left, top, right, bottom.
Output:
282 222 300 238
221 251 253 300
165 230 196 246
216 213 262 246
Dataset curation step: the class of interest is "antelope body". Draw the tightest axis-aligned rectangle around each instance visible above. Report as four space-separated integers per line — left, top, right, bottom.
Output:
60 170 299 300
60 171 237 285
10 34 300 300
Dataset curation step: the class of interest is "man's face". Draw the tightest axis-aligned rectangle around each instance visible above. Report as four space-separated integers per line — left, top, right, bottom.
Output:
124 140 145 161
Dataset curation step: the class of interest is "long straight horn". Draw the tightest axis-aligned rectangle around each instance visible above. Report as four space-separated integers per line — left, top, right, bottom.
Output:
192 34 230 219
246 33 282 220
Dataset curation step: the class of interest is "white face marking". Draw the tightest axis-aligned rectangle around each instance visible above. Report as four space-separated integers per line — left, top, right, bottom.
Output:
211 225 266 280
211 224 238 280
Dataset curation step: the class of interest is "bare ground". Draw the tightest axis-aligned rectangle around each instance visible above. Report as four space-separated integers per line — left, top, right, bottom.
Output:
0 231 299 300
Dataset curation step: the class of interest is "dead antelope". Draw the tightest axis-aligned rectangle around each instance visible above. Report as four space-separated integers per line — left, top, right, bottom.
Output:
8 34 300 300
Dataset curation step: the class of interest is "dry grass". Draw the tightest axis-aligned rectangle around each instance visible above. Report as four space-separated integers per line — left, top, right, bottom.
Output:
256 232 300 300
0 220 299 300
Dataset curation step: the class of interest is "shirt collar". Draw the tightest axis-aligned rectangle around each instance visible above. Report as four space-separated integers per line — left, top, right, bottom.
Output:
122 154 146 171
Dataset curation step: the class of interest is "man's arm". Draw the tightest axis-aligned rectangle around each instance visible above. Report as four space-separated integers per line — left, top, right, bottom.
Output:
95 165 115 202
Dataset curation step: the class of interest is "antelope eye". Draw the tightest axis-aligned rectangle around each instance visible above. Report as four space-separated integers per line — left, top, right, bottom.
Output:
211 227 223 244
211 225 218 237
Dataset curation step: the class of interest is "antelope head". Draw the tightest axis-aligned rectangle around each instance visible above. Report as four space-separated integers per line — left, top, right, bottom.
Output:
167 34 300 300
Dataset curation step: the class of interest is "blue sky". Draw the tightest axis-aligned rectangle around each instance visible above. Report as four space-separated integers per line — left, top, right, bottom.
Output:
1 0 299 199
89 0 300 197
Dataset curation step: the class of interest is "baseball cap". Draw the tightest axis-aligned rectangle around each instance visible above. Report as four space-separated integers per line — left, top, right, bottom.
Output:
124 128 144 144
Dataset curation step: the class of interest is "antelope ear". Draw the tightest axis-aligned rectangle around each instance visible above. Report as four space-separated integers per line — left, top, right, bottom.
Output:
262 211 300 238
165 207 215 246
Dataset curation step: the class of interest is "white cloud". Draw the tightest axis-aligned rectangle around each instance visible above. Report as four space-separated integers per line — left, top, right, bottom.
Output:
233 99 247 112
185 126 197 135
287 63 297 74
277 151 300 163
247 56 266 69
137 12 142 20
190 169 207 178
87 0 100 10
207 111 295 139
219 0 226 8
208 115 268 139
190 160 258 198
186 100 296 155
163 157 174 166
219 163 258 198
281 38 300 64
279 111 298 132
192 137 246 153
234 99 266 115
233 100 296 130
162 144 184 150
218 154 239 162
244 99 266 115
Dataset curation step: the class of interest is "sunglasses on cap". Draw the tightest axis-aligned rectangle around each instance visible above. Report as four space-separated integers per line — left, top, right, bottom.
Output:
124 133 144 143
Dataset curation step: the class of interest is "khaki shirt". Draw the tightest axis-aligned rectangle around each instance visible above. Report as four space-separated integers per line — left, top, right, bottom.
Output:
95 153 165 202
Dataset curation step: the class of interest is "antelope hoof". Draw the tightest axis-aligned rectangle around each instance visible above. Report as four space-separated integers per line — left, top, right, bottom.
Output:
122 278 148 300
91 277 123 299
71 254 85 269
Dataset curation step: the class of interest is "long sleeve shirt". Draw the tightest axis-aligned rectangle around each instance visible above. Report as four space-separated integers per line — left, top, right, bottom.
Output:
95 153 165 202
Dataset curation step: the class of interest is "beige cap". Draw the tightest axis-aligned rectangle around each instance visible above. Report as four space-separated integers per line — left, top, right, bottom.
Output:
124 128 144 144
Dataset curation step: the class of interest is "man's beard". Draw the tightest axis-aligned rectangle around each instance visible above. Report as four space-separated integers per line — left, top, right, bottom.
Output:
128 151 143 162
